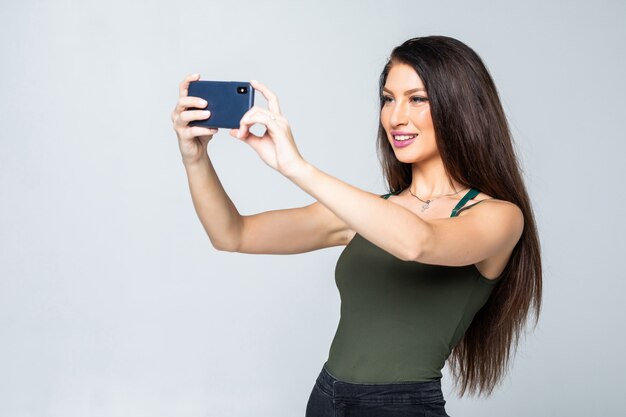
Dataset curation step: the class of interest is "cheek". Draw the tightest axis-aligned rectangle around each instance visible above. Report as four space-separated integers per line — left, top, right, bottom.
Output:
414 107 433 128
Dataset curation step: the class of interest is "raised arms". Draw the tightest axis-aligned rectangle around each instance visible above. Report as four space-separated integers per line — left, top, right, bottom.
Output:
173 74 350 255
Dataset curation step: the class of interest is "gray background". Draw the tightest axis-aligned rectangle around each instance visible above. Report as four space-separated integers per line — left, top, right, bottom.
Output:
1 0 624 416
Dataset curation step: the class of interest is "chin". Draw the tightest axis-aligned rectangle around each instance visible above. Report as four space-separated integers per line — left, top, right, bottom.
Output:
389 142 438 164
394 149 439 166
392 151 419 164
388 142 413 158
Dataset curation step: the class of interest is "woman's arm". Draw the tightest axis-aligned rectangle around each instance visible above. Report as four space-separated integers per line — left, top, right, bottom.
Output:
234 80 523 265
184 156 349 253
183 156 243 251
234 200 349 254
286 162 426 261
287 163 523 265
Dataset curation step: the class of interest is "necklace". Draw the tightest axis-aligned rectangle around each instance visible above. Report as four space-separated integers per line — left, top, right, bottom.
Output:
408 186 470 212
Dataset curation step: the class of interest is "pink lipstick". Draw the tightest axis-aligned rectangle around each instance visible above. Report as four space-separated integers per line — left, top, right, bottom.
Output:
391 131 419 148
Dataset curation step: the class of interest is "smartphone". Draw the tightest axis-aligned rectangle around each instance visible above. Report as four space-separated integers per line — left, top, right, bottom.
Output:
187 80 255 129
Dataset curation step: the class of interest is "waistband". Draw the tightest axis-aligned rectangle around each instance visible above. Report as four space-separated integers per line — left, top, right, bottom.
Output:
317 363 444 404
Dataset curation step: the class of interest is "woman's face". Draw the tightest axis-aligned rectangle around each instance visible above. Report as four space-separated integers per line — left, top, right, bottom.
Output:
380 63 438 164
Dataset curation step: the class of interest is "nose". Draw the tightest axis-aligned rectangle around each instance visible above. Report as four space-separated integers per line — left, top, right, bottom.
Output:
389 100 409 127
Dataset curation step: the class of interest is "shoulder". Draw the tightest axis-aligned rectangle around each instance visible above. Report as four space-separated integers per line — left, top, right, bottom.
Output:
417 193 524 273
457 194 524 241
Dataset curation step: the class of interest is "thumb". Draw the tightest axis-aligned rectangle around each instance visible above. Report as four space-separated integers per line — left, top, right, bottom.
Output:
229 128 248 142
229 128 238 139
229 128 264 147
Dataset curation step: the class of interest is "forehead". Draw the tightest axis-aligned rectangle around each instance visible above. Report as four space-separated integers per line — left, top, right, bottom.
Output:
384 63 425 90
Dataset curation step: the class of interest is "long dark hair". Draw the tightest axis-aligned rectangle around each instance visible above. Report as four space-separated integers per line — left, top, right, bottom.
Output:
376 36 542 397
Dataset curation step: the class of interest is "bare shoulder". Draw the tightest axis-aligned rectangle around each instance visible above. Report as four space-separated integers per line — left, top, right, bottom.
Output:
460 194 523 232
457 194 524 277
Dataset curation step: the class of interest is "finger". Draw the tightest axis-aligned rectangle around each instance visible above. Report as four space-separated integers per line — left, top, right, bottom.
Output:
186 126 218 139
175 96 208 114
250 80 282 115
179 73 201 98
237 108 277 138
240 106 279 124
236 106 264 138
230 128 263 141
176 109 212 126
229 128 245 139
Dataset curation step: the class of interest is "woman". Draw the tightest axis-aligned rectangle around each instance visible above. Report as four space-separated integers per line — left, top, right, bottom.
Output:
171 35 542 417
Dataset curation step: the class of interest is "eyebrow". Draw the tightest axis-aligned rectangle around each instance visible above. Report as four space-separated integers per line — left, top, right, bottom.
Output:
382 87 426 95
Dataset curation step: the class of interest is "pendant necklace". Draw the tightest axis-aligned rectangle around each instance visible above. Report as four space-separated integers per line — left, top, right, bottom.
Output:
408 186 469 212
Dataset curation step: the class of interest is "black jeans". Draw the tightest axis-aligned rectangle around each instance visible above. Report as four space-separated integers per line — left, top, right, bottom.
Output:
305 363 450 417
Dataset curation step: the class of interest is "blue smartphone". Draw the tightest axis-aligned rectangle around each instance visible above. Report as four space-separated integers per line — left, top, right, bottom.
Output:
187 80 255 129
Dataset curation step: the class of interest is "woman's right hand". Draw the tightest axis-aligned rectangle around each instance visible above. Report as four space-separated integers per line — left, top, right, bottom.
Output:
171 73 218 165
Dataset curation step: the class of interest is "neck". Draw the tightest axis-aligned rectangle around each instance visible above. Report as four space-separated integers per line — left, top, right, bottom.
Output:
409 157 466 198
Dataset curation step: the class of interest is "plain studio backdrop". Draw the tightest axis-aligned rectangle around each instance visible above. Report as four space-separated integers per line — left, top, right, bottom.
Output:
1 0 624 416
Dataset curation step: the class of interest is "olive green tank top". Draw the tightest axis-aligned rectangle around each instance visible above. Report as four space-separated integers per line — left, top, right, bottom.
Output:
324 187 503 383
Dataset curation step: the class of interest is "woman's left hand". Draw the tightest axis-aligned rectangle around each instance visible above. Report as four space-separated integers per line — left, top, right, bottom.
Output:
229 80 306 178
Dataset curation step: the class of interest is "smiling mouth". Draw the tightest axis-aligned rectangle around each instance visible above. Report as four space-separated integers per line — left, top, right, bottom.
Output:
392 134 418 148
393 134 417 141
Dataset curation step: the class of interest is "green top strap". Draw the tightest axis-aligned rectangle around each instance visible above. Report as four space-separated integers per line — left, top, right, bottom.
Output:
450 188 480 217
380 189 404 199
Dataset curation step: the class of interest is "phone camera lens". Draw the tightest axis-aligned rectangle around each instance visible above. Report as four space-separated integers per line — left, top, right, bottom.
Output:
237 86 248 94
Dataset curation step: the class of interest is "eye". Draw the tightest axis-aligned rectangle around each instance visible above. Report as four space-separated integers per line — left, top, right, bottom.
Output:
381 95 428 104
410 96 429 103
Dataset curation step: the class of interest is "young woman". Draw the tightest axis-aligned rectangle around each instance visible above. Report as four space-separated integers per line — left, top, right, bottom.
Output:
171 35 542 417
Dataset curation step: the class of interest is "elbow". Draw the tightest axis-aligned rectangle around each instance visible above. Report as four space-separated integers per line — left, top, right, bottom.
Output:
210 237 240 253
208 221 244 252
403 245 422 262
401 235 424 262
402 224 430 262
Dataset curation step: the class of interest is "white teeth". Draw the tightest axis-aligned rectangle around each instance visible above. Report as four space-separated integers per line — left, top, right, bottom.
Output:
394 135 417 141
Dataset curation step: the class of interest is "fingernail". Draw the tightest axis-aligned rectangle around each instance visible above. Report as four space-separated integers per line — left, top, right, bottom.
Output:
251 79 258 84
203 110 210 115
